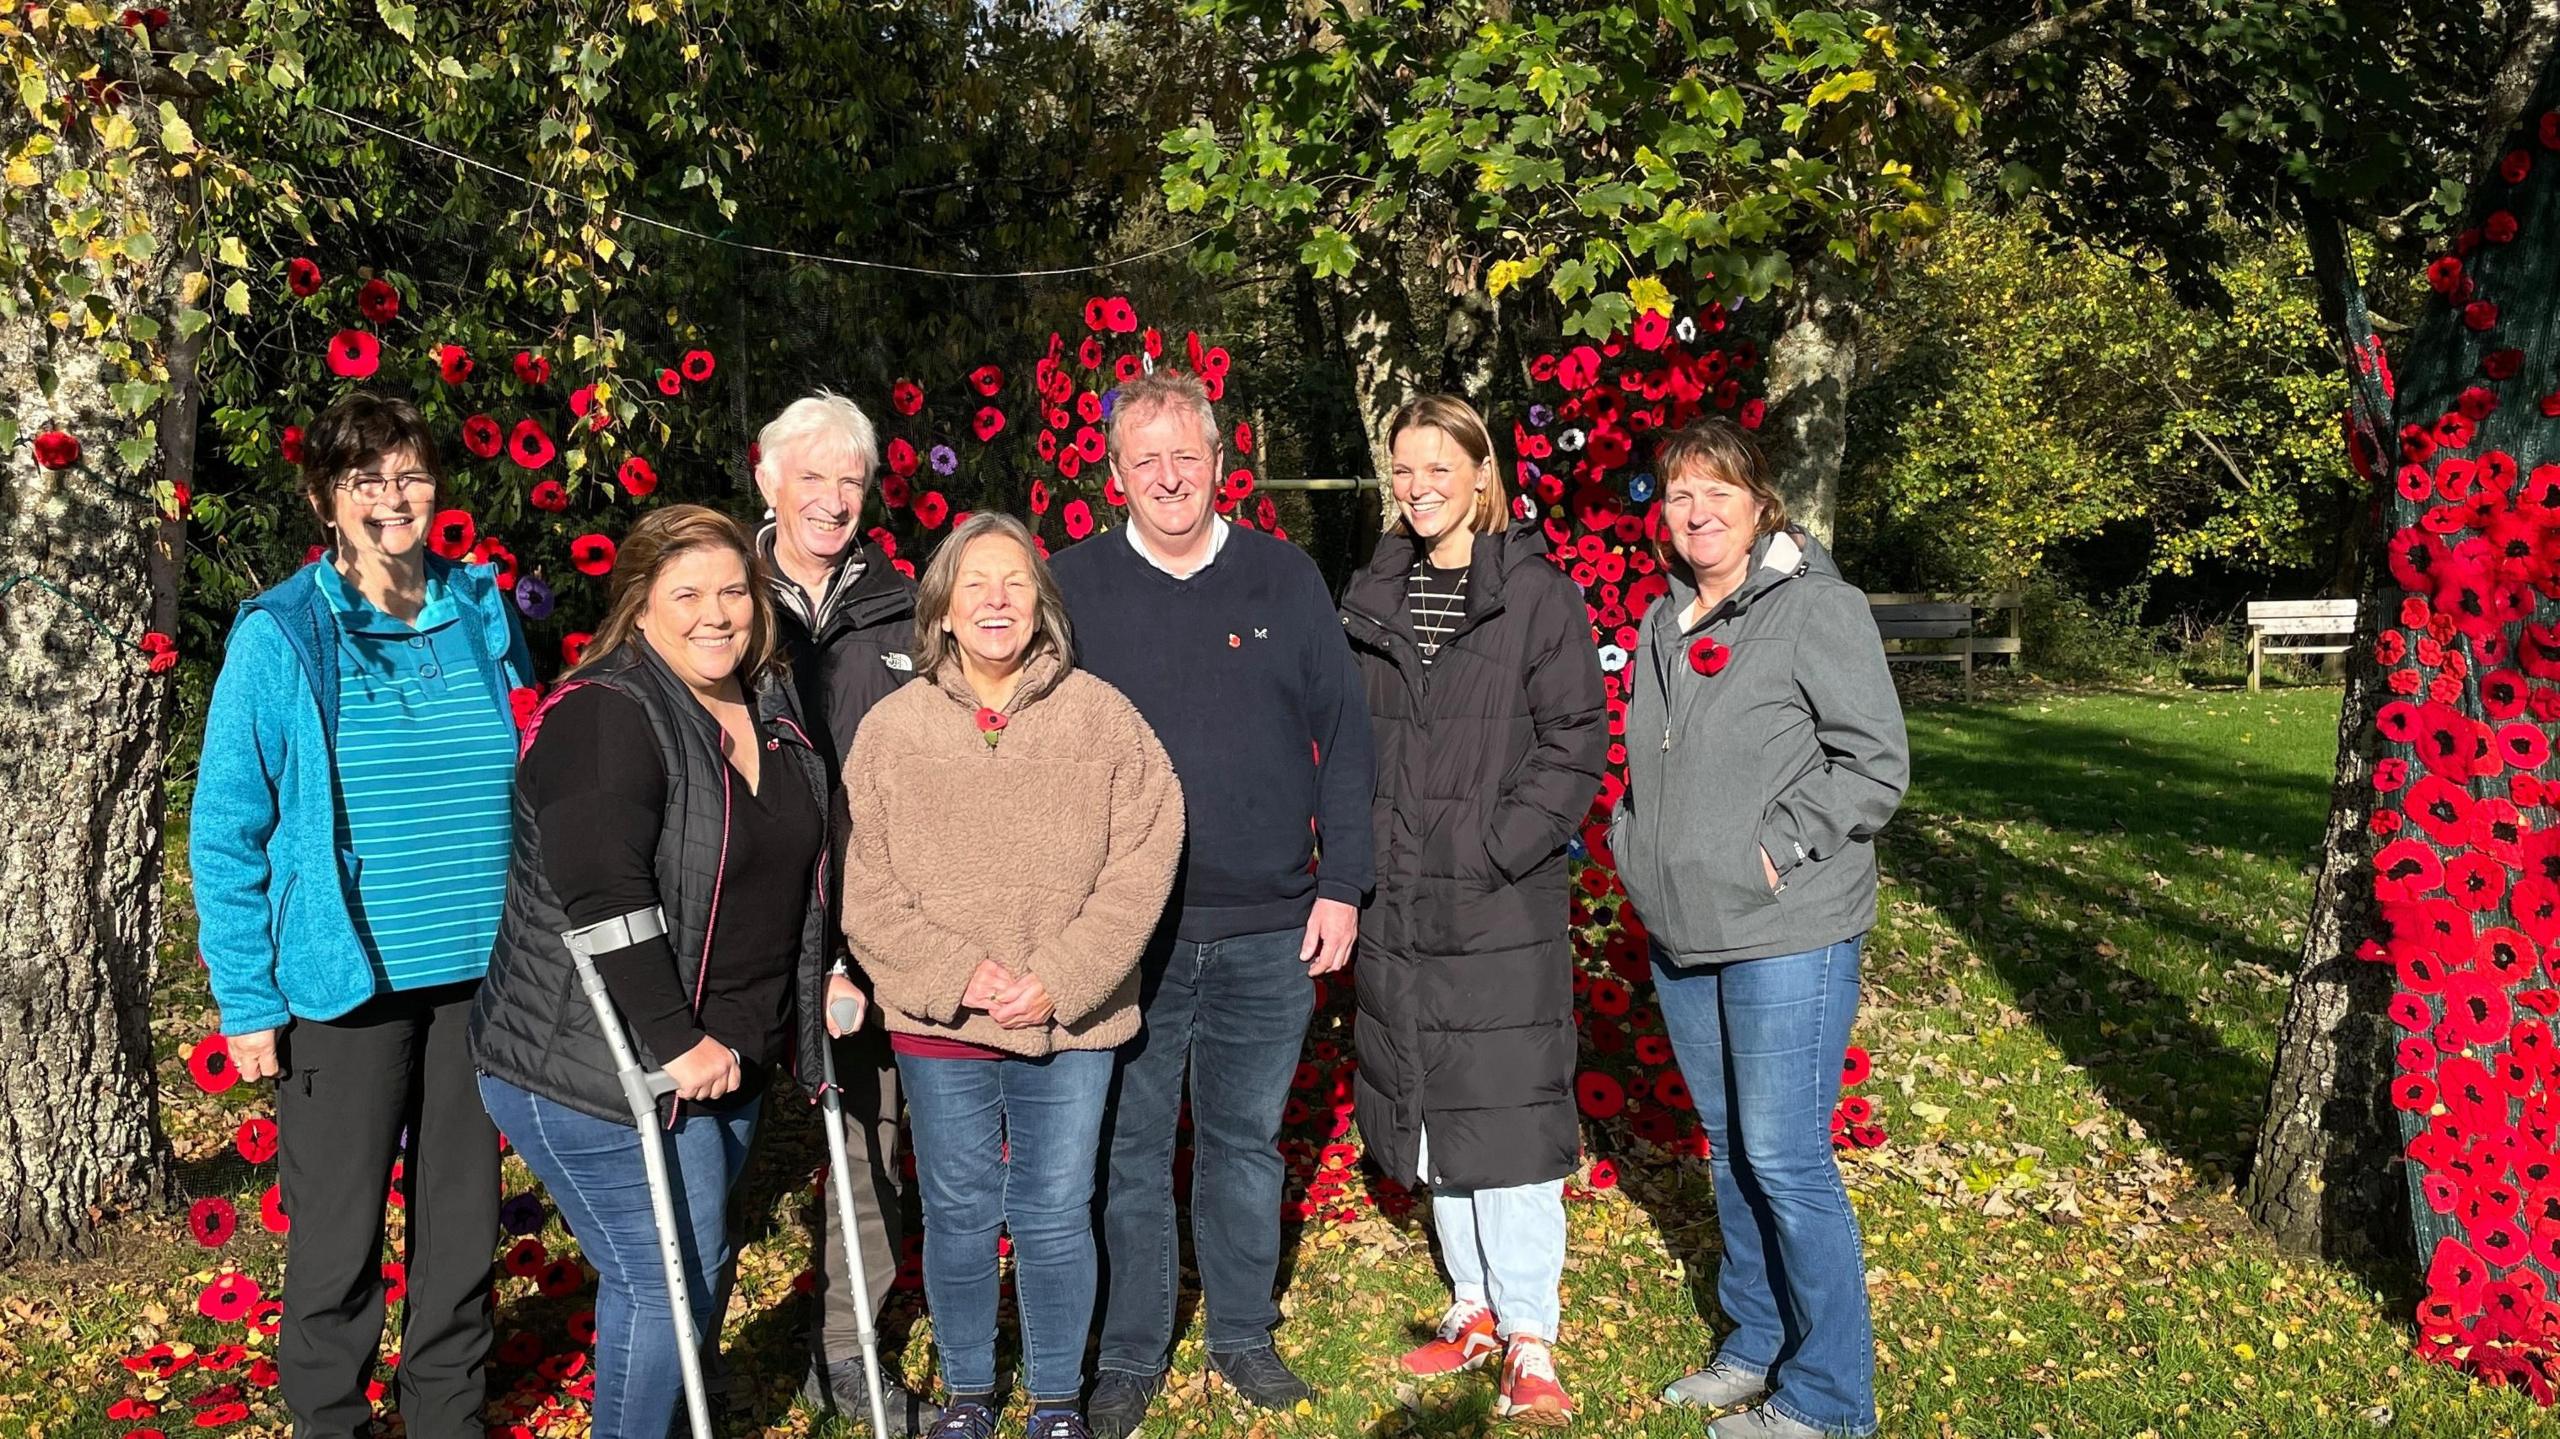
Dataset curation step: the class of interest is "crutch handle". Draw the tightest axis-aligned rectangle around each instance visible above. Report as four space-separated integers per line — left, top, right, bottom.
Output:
646 1069 678 1099
829 995 863 1033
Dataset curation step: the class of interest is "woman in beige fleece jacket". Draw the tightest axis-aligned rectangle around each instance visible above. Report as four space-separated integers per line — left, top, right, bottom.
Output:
840 512 1182 1438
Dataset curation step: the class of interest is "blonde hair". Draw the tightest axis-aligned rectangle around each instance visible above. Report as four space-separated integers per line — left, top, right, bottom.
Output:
571 504 785 691
911 513 1075 707
1385 393 1508 534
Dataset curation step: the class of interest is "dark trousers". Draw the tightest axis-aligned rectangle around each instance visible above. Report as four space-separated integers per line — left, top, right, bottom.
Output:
276 981 499 1439
814 1026 905 1365
1094 927 1315 1376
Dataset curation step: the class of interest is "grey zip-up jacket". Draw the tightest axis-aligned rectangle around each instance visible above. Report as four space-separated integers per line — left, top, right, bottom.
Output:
1608 528 1909 965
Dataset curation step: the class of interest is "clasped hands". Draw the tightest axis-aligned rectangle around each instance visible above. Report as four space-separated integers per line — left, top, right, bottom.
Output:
962 958 1056 1029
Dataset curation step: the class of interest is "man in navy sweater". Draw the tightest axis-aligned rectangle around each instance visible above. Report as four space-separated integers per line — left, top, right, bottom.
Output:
1053 369 1374 1438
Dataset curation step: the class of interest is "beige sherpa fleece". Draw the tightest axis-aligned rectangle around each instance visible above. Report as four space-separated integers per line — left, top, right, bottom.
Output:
840 651 1183 1056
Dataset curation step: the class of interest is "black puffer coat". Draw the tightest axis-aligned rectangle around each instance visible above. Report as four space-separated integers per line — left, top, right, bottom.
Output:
766 536 920 772
1338 518 1609 1190
470 640 833 1127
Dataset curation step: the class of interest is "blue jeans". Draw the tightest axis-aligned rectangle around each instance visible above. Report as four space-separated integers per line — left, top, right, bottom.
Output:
898 1048 1114 1405
1420 1128 1565 1342
477 1076 758 1439
1653 938 1876 1438
1095 926 1315 1375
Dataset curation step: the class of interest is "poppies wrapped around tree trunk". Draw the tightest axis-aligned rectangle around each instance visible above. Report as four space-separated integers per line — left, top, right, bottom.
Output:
2249 55 2560 1401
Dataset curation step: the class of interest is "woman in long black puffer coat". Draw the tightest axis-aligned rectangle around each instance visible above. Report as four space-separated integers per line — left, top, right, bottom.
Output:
1338 393 1608 1427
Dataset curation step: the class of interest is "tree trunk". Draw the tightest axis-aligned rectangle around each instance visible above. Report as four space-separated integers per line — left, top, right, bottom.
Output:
1325 259 1427 525
0 74 181 1261
1758 264 1860 544
2238 47 2560 1287
2240 597 2404 1259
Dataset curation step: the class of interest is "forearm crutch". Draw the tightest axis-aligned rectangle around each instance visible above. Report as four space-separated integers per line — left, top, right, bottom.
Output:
821 993 894 1439
566 910 714 1439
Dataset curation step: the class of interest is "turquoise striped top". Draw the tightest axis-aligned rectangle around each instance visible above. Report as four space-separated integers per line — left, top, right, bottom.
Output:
318 562 518 991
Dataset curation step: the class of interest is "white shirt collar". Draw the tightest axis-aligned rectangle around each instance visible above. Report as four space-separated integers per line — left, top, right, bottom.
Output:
1127 514 1230 579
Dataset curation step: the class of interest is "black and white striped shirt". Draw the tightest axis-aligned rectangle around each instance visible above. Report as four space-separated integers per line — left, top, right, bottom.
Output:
1406 561 1470 663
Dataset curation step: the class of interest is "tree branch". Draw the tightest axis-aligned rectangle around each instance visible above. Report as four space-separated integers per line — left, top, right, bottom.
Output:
2476 0 2560 179
1954 1 2119 89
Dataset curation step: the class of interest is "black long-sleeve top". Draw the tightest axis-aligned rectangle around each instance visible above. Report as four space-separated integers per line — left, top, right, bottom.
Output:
520 684 822 1105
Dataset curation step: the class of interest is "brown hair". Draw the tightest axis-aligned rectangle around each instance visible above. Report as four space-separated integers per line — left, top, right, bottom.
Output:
1105 368 1219 462
1385 393 1508 535
570 504 785 691
301 391 443 531
1650 417 1788 573
912 512 1076 707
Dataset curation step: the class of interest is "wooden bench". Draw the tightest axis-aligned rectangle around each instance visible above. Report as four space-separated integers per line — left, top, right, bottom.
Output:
1867 591 2024 697
2245 599 2358 691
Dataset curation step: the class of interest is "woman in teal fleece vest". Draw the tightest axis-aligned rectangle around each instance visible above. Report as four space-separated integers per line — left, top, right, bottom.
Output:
190 392 534 1439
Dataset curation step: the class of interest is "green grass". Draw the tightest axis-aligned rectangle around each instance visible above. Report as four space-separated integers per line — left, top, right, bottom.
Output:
8 682 2551 1439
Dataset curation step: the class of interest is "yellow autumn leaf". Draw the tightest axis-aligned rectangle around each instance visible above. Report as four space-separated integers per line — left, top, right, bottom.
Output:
1626 274 1674 317
1487 252 1547 300
3 154 38 187
1807 70 1877 107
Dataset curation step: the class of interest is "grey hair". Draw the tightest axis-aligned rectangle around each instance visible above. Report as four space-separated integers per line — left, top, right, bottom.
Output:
911 512 1076 708
1105 368 1220 461
756 389 880 484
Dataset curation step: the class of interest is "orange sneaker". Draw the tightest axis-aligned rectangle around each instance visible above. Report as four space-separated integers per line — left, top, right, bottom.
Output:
1495 1336 1573 1427
1399 1299 1498 1376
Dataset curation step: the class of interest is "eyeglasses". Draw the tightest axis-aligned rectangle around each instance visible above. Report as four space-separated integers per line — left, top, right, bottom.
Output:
337 472 438 503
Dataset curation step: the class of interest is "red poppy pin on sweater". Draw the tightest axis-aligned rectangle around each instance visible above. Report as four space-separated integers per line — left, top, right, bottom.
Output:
975 707 1007 749
1688 635 1731 676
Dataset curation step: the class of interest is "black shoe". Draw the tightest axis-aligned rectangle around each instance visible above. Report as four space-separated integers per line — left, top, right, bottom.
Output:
804 1359 946 1435
1209 1345 1312 1409
1085 1371 1164 1439
926 1401 1000 1439
1029 1412 1095 1439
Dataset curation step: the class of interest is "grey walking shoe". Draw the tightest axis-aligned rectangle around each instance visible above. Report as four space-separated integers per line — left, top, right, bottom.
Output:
1660 1359 1769 1412
1707 1404 1832 1438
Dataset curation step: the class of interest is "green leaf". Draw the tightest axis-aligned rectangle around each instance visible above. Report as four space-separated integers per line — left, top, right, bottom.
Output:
221 279 249 316
216 235 247 267
1299 227 1358 280
0 418 16 456
156 102 197 156
437 56 468 79
113 379 168 415
127 312 160 342
377 0 418 42
173 307 210 337
117 434 157 471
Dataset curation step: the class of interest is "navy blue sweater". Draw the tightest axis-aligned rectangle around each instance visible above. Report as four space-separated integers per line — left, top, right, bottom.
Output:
1052 525 1375 941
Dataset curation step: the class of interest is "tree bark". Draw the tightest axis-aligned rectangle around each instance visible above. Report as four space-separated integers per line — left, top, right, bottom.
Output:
0 80 181 1261
1325 257 1427 525
2240 596 2405 1260
1758 265 1861 544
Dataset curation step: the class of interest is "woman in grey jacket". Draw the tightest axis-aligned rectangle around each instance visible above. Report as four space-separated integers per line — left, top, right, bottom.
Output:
1608 418 1908 1439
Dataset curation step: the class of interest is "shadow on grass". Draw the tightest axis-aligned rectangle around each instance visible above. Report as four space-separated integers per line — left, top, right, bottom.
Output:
1892 698 2342 1180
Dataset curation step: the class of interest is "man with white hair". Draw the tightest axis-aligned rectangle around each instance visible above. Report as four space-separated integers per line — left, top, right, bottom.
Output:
754 391 940 1434
1053 369 1375 1438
